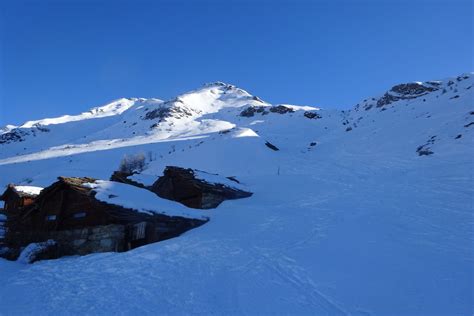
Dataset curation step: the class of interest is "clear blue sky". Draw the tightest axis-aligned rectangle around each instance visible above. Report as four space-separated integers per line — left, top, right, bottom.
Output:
0 0 472 126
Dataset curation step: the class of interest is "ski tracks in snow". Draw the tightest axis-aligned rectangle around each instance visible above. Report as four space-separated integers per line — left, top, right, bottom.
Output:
244 246 349 315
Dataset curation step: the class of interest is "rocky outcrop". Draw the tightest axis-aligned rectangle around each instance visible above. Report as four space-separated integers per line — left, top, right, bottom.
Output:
240 106 269 117
143 99 196 123
416 136 436 156
240 105 296 117
0 129 29 144
269 105 294 114
304 111 322 119
0 125 51 145
376 82 439 108
265 141 279 151
150 166 252 209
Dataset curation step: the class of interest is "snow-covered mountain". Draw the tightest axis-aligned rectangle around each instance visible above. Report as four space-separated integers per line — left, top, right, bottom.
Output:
0 73 473 315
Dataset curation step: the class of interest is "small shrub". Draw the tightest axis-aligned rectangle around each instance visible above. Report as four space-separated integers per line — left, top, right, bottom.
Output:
119 153 146 174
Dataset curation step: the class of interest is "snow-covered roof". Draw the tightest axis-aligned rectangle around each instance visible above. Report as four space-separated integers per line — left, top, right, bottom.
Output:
2 185 44 198
84 180 208 221
192 170 246 189
13 186 43 196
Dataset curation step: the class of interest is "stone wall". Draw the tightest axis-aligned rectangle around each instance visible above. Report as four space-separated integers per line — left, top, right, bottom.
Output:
49 224 126 256
4 224 126 260
202 193 225 209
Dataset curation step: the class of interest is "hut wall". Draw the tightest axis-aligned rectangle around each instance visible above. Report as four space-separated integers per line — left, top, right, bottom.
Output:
7 224 126 259
32 187 117 232
2 193 21 213
56 189 117 230
201 193 225 209
22 198 35 207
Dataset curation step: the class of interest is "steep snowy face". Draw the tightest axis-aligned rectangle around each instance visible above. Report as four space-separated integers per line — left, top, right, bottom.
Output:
140 82 271 128
0 83 266 148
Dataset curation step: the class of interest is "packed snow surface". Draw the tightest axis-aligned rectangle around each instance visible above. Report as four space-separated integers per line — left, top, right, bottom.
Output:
86 180 208 220
0 75 473 315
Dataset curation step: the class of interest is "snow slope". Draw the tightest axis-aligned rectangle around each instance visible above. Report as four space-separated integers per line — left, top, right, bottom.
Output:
0 74 473 315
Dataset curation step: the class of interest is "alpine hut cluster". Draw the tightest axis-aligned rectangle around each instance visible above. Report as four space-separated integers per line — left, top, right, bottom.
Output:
0 166 252 263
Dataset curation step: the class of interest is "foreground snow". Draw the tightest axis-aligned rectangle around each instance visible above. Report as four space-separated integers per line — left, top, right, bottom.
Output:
0 75 472 315
1 160 471 315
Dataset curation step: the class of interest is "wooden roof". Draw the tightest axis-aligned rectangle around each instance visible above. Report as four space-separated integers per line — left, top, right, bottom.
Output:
36 176 96 199
1 184 41 200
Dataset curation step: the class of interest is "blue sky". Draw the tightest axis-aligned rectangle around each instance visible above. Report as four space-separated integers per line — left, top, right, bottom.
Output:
0 0 472 125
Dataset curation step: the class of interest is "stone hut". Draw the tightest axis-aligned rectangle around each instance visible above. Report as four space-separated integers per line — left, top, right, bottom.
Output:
0 184 43 215
3 177 207 261
150 166 253 209
1 185 43 255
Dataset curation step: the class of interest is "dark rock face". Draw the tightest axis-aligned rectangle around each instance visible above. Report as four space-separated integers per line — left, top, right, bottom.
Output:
150 166 252 209
391 83 438 96
269 105 294 114
0 129 29 144
240 105 295 117
304 111 322 119
464 122 474 128
144 99 196 123
252 96 264 103
416 136 436 156
144 107 170 120
417 147 434 156
240 106 268 117
375 82 440 108
32 123 50 133
0 125 51 145
265 141 279 151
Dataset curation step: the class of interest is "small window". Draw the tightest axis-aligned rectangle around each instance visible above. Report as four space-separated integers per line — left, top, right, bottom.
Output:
46 215 57 221
73 212 87 219
132 222 147 240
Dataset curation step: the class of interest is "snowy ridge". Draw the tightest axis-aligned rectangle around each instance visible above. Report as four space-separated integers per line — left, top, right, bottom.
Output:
20 98 140 128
